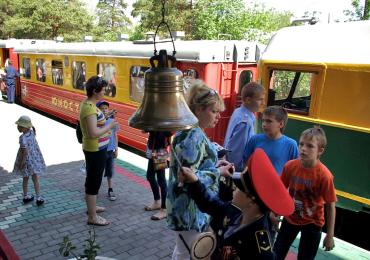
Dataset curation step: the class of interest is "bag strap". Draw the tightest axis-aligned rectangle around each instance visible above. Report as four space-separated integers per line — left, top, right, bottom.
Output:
151 133 155 150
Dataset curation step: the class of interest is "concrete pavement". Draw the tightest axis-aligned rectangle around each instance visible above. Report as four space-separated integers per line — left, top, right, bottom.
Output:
0 99 369 260
0 159 174 259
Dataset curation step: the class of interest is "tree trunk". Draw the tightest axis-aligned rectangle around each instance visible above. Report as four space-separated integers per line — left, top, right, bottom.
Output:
363 0 370 20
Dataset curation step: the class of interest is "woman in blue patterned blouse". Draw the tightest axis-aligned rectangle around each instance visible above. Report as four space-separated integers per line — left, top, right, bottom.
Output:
166 80 234 260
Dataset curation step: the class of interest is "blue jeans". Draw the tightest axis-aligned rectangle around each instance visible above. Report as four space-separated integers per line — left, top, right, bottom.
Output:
274 219 322 260
146 159 167 209
6 84 15 103
104 150 114 179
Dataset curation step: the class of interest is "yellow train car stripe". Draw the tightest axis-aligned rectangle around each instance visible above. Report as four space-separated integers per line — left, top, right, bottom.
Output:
288 114 370 134
336 189 370 206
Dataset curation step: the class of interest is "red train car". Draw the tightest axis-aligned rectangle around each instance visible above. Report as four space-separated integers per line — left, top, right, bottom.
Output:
13 40 263 152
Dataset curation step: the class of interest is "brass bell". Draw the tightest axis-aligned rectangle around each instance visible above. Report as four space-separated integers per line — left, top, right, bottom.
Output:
129 50 198 132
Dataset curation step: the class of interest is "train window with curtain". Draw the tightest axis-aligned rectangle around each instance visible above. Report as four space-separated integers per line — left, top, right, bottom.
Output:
72 61 86 90
268 69 316 115
22 58 31 79
36 59 46 82
183 69 199 93
52 60 63 86
238 70 253 94
97 63 116 97
129 65 149 102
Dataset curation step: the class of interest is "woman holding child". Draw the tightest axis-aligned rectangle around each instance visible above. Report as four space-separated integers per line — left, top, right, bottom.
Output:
166 80 234 260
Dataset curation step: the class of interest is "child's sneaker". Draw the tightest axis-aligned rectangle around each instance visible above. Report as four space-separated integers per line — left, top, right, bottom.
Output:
80 161 86 173
108 190 116 201
36 196 44 206
23 194 34 203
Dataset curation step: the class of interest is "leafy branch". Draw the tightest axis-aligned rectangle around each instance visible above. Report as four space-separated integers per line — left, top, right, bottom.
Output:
59 227 101 260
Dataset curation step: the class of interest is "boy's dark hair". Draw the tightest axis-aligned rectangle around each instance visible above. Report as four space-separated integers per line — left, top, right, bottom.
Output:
241 82 264 100
301 126 327 149
263 106 288 133
85 76 108 97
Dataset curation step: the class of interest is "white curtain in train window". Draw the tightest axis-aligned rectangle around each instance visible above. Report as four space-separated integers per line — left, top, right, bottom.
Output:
97 63 116 97
36 59 46 82
22 58 31 79
52 60 63 86
72 61 86 90
129 65 149 103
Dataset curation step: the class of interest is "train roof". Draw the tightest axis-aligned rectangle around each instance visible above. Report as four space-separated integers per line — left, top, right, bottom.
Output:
13 40 264 63
0 39 55 48
261 21 370 65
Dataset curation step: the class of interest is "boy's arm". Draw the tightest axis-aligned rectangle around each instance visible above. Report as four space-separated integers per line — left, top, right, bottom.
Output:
323 202 336 251
113 130 118 158
226 122 250 171
242 136 255 167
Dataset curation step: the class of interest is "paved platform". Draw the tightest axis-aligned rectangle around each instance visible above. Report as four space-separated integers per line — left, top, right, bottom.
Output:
0 160 173 260
1 158 369 260
0 100 369 259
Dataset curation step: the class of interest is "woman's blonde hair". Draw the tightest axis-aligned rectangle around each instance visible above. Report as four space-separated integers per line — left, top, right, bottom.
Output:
186 80 225 114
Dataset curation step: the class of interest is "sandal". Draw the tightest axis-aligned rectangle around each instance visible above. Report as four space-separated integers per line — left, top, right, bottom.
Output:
85 206 106 214
151 210 167 220
144 204 161 211
87 216 110 226
96 206 106 213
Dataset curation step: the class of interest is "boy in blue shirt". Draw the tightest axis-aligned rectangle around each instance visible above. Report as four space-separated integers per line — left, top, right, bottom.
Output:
243 106 298 175
224 82 265 171
97 100 118 201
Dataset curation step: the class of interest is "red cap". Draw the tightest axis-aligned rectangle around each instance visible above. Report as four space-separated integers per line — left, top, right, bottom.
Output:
247 148 294 216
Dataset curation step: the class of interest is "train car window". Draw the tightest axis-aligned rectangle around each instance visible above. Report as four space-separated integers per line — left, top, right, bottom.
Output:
22 58 31 79
129 65 149 102
36 59 46 82
97 63 116 97
239 70 253 93
183 69 199 93
72 61 86 90
268 70 315 114
52 60 63 86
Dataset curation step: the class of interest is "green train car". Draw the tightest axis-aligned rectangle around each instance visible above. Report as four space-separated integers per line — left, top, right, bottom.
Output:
258 21 370 214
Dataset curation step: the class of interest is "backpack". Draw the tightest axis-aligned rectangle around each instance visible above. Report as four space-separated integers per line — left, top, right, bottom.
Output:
76 121 83 144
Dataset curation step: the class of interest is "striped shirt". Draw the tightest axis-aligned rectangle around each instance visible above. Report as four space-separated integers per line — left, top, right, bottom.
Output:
80 100 110 152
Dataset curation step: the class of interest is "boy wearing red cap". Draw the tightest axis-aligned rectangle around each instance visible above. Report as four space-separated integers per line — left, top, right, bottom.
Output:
179 148 294 259
274 127 337 260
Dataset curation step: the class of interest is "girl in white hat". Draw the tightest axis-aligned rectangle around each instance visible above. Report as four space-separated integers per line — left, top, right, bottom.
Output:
13 115 46 206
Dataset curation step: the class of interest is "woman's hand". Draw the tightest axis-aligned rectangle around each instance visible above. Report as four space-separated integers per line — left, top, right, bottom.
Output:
216 159 229 168
178 166 198 183
218 161 234 178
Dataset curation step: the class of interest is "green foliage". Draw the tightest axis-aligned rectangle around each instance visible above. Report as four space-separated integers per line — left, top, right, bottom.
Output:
129 26 146 41
1 0 93 41
192 0 247 40
272 70 311 101
131 0 292 43
0 0 15 38
94 0 132 41
242 2 292 43
132 0 192 39
344 0 370 21
59 227 100 260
